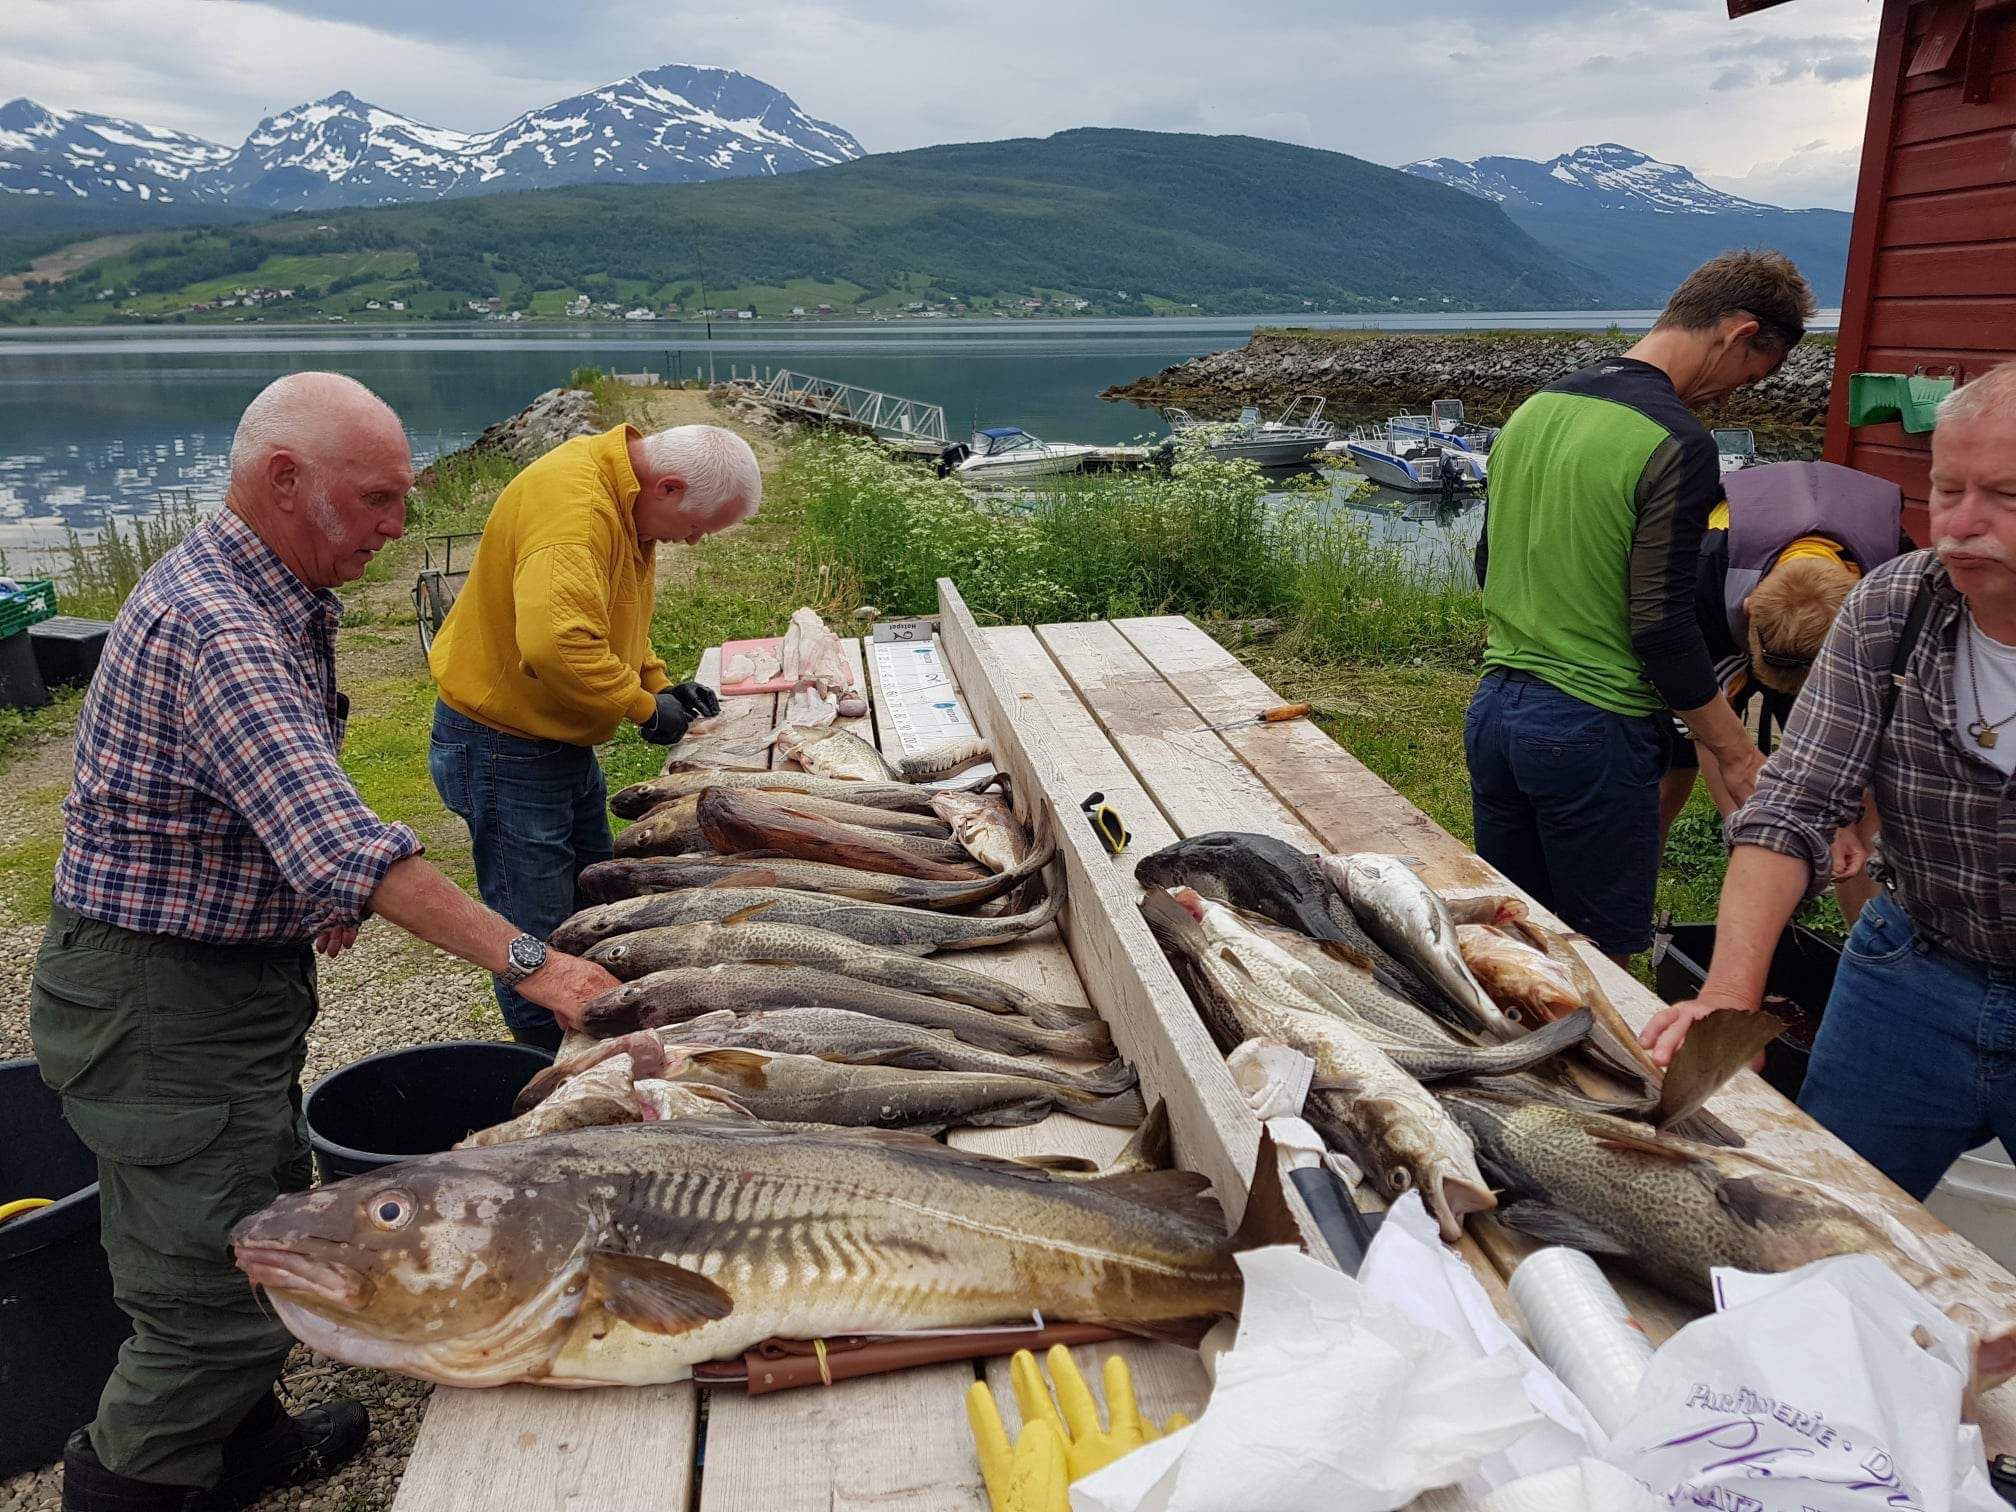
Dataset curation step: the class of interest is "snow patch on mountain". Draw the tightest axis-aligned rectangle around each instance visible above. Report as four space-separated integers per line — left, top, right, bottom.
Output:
1402 143 1779 215
1 64 864 212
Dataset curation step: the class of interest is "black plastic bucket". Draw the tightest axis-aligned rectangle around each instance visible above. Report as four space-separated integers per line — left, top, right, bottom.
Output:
0 1058 134 1477
1653 922 1841 1102
304 1040 554 1184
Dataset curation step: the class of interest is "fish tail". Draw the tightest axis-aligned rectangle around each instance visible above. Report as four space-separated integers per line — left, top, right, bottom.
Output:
1071 1085 1149 1127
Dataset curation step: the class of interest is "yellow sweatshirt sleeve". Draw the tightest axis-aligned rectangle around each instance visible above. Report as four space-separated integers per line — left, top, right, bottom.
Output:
513 542 658 727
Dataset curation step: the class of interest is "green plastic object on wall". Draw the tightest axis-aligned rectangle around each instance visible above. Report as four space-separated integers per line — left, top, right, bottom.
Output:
1847 371 1955 434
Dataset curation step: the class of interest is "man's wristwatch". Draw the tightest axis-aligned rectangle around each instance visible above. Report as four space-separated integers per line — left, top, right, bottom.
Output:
497 932 549 988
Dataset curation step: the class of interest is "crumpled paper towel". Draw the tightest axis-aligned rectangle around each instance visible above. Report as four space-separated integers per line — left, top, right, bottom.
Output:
1608 1253 2007 1512
1358 1192 1607 1493
1475 1459 1661 1511
1068 1243 1544 1512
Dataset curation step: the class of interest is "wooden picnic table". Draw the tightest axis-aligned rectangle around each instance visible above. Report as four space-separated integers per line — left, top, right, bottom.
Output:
392 584 2016 1510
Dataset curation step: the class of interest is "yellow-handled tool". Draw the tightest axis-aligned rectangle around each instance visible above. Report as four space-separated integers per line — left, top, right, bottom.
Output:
1198 702 1310 733
0 1197 55 1224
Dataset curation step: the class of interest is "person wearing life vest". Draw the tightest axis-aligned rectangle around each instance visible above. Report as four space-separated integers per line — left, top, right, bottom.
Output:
1659 460 1911 923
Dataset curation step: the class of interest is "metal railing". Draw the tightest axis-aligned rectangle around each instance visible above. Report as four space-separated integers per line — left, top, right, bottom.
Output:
756 369 948 445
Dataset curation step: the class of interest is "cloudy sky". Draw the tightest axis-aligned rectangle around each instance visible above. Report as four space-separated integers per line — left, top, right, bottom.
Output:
3 0 1879 208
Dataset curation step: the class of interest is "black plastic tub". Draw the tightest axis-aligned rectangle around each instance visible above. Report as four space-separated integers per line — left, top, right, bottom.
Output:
0 1058 133 1478
1653 922 1841 1102
304 1040 554 1184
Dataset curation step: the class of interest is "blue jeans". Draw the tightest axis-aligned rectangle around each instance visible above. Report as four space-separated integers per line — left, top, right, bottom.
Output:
427 701 612 1046
1463 669 1666 957
1800 891 2016 1200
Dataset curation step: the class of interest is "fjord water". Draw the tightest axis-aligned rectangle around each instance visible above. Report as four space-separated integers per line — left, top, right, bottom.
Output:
0 311 1829 573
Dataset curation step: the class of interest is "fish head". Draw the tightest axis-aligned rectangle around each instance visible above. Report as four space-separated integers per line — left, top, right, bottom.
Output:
231 1148 601 1384
1359 1094 1497 1241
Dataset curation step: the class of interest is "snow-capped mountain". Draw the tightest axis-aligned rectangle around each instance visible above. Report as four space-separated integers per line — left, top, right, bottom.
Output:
1403 143 1779 216
0 98 231 205
1 65 864 213
1399 142 1851 304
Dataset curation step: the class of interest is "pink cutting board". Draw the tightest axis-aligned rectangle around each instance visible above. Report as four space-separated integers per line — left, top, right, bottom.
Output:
717 636 792 695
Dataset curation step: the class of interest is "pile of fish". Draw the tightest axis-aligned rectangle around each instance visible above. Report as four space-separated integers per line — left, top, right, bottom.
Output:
1136 830 1949 1306
224 730 1243 1391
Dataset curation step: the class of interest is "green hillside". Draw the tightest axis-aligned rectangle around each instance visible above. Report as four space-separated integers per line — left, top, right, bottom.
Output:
2 128 1607 324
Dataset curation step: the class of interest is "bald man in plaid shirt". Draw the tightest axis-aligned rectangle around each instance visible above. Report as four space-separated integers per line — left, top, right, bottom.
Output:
33 373 621 1512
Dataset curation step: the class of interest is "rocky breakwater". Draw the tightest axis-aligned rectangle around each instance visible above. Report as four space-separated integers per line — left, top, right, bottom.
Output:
465 385 606 461
1106 329 1835 429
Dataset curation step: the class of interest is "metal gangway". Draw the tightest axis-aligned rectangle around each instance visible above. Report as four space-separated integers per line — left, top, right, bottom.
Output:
757 369 947 446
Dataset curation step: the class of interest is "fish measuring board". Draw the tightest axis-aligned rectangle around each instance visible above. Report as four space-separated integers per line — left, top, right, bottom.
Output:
1107 612 2016 1444
870 634 982 756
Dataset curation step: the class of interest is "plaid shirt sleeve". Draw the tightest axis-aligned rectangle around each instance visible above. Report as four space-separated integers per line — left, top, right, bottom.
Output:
1724 578 1887 898
181 628 421 922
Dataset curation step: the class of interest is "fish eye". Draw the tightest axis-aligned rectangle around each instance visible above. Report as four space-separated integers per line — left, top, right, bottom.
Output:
1389 1169 1410 1192
369 1190 416 1230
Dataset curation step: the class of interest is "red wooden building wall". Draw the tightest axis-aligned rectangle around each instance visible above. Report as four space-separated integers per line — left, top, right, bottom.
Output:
1737 0 2016 542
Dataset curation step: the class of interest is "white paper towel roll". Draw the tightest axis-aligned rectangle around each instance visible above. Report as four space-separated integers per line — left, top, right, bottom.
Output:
1507 1247 1653 1437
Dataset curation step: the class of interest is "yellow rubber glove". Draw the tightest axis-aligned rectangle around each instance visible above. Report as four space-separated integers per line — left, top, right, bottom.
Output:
966 1347 1193 1511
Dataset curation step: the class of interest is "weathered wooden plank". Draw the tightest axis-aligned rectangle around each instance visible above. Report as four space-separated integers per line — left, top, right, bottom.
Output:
1112 617 1498 888
392 1383 697 1512
1884 127 2016 199
1115 614 2016 1441
938 587 1261 1226
1036 620 1311 847
1876 184 2016 248
698 1365 987 1512
667 644 774 774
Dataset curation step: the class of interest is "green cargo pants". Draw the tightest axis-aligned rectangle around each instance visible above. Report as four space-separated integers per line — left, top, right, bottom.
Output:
30 902 319 1489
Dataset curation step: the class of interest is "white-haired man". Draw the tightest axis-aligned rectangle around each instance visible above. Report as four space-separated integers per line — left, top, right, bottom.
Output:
1645 362 2016 1200
32 372 624 1511
427 420 762 1049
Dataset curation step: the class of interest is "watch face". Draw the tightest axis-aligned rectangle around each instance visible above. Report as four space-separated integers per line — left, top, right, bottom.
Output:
509 936 547 971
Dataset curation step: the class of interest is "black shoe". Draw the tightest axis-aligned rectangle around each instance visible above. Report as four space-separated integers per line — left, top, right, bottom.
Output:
59 1430 198 1511
185 1399 370 1512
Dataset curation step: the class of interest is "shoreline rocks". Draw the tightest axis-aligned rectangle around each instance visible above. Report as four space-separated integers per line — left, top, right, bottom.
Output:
1105 330 1834 429
466 386 604 461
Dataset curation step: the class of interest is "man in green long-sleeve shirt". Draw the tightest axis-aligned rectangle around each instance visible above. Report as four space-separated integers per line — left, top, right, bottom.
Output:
1467 251 1817 961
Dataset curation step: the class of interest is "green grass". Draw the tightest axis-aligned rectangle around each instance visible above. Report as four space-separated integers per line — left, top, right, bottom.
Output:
0 830 61 923
781 432 1483 658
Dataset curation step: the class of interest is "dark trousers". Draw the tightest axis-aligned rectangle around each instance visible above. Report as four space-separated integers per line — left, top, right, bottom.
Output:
29 903 316 1488
427 699 612 1048
1463 668 1666 957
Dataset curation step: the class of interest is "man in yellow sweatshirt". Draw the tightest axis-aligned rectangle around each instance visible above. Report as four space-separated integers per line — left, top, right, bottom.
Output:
427 421 761 1048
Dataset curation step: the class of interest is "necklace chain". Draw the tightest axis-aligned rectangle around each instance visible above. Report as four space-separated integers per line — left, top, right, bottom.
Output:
1964 614 2016 749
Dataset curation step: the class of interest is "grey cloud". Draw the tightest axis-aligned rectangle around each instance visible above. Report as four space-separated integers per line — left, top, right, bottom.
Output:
1 0 1876 211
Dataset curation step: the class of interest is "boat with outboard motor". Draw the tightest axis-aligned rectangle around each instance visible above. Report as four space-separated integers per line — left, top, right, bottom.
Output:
1332 420 1488 493
1162 395 1335 466
942 426 1101 482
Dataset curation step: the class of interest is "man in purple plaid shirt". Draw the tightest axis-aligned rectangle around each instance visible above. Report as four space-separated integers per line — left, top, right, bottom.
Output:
31 373 622 1512
1646 363 2016 1206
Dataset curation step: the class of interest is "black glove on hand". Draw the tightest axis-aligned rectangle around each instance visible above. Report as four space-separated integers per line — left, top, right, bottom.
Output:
667 681 721 719
639 691 693 746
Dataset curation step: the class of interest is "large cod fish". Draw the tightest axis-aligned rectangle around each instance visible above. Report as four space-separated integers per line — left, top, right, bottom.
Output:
231 1121 1241 1388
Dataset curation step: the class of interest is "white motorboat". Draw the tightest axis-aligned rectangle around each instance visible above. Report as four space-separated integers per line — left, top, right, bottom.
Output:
1333 421 1488 493
1163 395 1335 466
949 426 1099 482
1389 398 1499 458
1714 427 1760 474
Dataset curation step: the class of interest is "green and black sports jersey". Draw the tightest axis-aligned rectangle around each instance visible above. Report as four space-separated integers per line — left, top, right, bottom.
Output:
1478 357 1721 717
